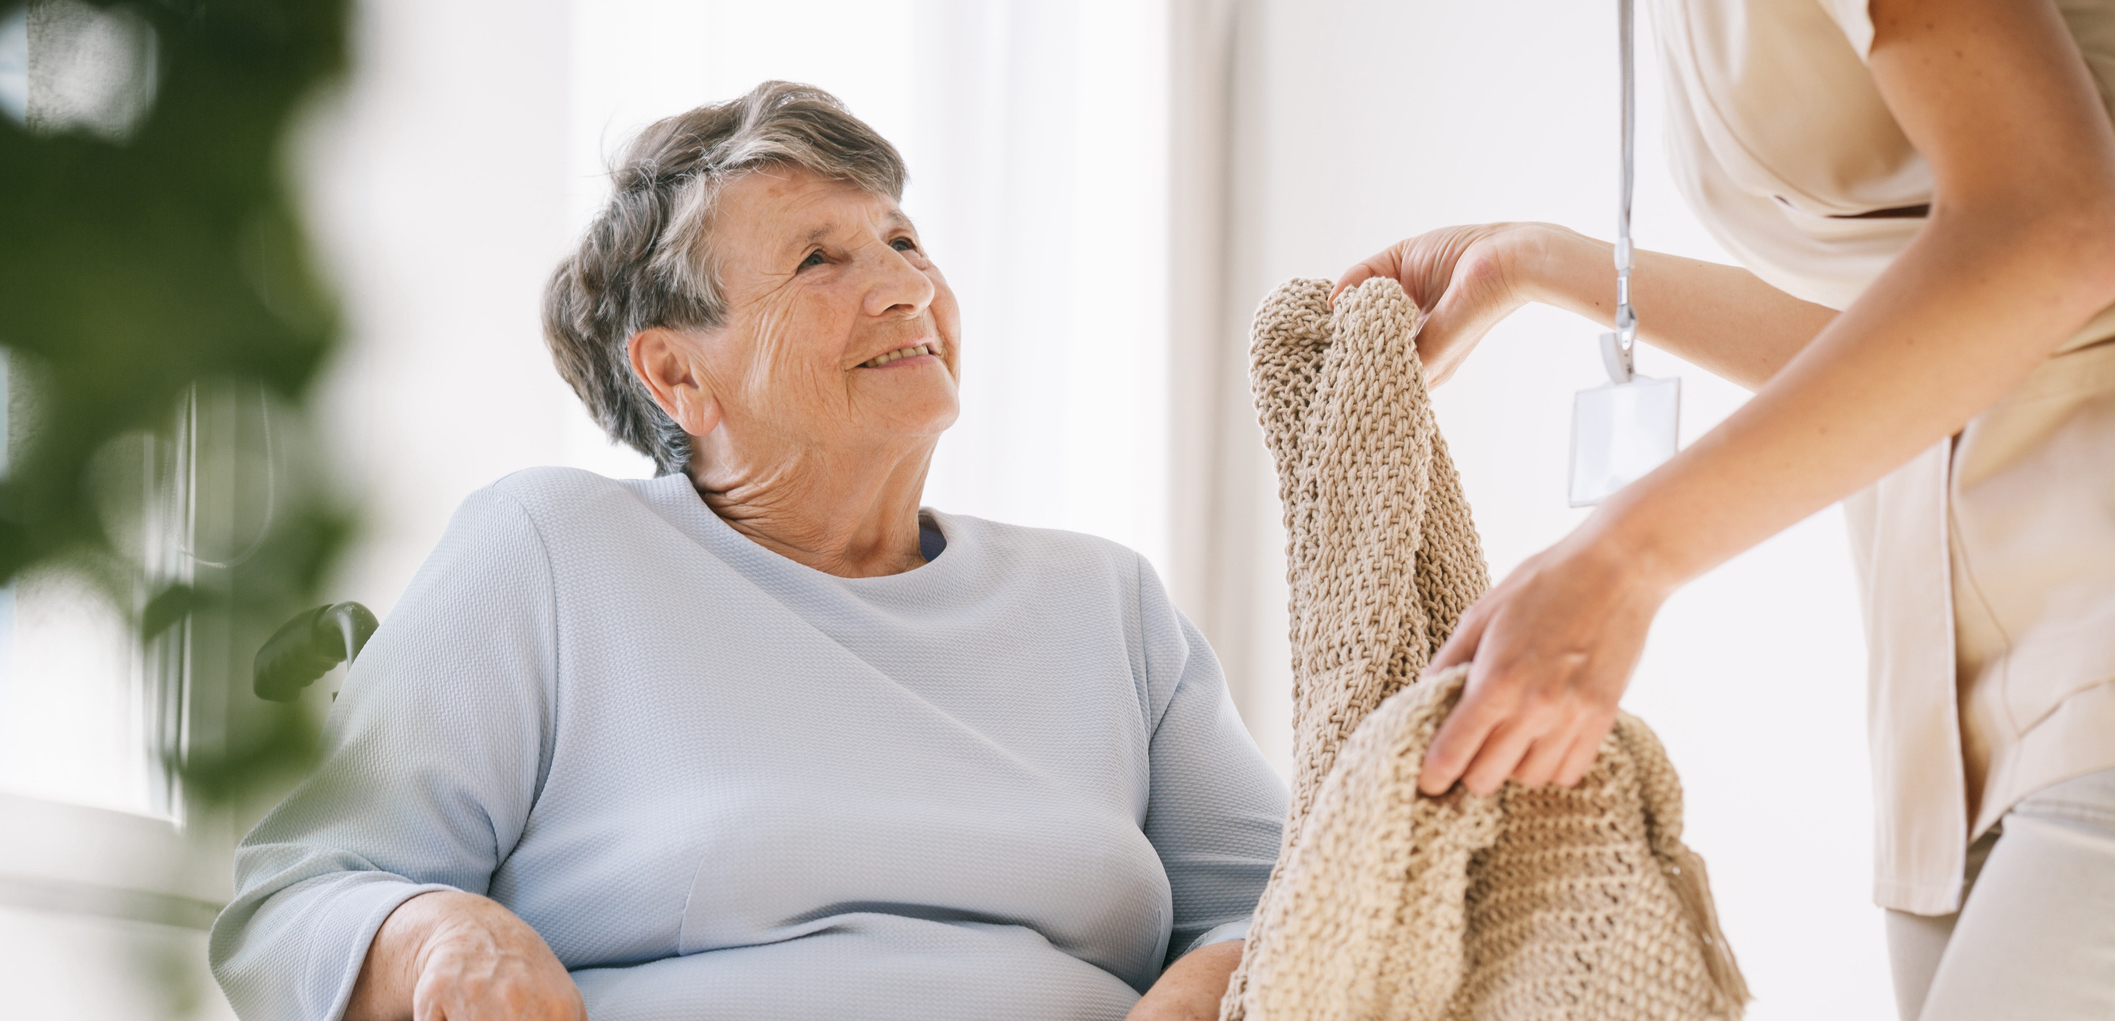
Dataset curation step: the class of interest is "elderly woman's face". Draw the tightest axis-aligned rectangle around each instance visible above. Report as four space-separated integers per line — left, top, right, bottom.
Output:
684 167 961 464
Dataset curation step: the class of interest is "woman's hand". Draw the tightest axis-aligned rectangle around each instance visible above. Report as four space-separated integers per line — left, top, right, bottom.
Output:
348 890 585 1021
1125 939 1246 1021
1416 514 1677 796
1330 223 1555 387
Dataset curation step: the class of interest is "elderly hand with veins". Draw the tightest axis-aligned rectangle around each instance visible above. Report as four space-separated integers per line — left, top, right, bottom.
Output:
348 890 584 1021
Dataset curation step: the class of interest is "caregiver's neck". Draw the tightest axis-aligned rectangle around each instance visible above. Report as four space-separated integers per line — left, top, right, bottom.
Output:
691 436 935 579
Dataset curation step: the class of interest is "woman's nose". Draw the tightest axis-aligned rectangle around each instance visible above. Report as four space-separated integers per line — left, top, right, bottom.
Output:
862 243 936 318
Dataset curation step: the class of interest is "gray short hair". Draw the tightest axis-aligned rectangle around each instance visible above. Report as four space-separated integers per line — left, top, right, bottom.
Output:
543 81 909 476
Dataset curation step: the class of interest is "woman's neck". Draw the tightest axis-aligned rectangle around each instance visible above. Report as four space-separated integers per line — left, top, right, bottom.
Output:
692 439 934 578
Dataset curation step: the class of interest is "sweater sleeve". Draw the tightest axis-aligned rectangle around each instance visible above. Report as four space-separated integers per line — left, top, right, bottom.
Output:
1134 557 1288 967
208 485 558 1021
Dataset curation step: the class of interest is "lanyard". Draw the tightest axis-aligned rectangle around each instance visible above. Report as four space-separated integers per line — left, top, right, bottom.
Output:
1609 0 1638 383
1568 0 1681 507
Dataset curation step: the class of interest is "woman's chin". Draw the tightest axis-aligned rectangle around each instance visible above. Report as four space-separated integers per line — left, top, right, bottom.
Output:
852 399 960 443
893 401 961 439
852 364 958 424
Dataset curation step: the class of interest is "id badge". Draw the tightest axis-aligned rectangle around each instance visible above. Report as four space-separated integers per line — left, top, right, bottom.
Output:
1568 331 1679 507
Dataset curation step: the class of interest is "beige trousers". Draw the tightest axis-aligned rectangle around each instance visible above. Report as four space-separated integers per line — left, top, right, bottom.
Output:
1885 767 2115 1020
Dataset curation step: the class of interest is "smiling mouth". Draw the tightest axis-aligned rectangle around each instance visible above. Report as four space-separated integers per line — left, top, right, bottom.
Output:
860 343 936 368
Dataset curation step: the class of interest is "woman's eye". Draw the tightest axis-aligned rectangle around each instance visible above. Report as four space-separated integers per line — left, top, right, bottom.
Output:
890 237 917 253
799 250 827 269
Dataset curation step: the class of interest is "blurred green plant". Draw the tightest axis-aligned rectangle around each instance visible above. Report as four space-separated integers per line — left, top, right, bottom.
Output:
0 0 353 807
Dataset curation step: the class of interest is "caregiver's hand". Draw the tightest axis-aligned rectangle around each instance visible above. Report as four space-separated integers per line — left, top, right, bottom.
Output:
1416 514 1677 796
1330 223 1555 387
348 889 585 1021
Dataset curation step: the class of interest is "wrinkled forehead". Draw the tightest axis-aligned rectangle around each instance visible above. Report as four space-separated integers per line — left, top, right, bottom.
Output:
717 166 912 251
789 207 915 250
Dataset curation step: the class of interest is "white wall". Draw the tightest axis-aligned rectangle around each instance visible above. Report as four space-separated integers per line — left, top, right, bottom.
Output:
307 0 583 617
1222 1 1892 1016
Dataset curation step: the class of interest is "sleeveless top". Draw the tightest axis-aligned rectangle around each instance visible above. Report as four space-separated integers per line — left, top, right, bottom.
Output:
1651 0 2115 915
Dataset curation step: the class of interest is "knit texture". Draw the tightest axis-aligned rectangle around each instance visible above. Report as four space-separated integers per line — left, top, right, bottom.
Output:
1221 278 1750 1021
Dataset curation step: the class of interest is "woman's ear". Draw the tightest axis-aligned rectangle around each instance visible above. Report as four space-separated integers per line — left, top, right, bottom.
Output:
628 327 722 437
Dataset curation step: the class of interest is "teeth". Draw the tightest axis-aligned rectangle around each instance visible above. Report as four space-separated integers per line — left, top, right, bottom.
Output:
862 343 934 368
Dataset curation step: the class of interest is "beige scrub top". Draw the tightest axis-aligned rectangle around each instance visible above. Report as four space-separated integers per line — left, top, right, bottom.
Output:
1651 0 2115 916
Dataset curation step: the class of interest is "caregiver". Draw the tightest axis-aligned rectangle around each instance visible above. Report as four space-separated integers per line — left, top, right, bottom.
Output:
1337 1 2115 1018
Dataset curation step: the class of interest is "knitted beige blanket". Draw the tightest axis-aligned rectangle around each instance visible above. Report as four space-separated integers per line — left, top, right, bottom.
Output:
1220 278 1749 1021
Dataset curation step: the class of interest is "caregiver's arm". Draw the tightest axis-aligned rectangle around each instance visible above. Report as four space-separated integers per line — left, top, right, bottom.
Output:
1419 0 2115 795
1526 234 1838 391
1335 224 1839 391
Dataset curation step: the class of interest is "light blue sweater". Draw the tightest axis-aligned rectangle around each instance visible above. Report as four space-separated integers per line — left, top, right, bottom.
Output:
210 469 1288 1021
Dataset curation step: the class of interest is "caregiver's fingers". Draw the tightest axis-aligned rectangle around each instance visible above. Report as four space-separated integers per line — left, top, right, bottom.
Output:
1458 714 1545 796
1415 282 1494 387
1411 247 1529 387
1417 583 1511 794
1553 712 1614 788
1424 587 1498 677
1417 649 1516 795
1329 246 1405 305
1508 710 1583 788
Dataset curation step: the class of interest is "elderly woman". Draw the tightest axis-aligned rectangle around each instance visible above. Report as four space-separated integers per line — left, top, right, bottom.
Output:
209 82 1286 1021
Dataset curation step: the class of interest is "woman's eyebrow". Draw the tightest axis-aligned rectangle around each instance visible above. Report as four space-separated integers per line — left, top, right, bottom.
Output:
790 212 913 252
